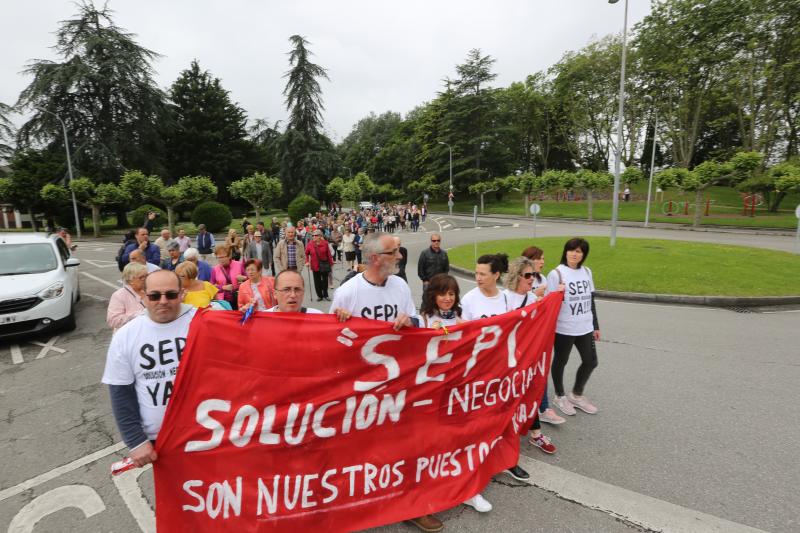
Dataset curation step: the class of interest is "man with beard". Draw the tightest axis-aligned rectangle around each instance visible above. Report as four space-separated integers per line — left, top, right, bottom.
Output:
331 232 441 532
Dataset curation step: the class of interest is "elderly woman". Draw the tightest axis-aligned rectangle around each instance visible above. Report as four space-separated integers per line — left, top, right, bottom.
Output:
210 243 246 310
176 261 218 308
341 227 356 270
106 262 147 332
237 259 276 312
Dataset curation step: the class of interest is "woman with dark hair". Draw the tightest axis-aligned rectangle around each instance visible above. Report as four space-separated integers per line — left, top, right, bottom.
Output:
521 245 566 426
420 274 463 329
238 258 275 312
459 253 530 507
460 254 509 321
546 237 601 416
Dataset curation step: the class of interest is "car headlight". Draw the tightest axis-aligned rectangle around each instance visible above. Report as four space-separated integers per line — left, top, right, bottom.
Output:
38 282 65 300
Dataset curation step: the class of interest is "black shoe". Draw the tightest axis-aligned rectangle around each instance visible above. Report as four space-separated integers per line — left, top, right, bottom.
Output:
507 465 530 481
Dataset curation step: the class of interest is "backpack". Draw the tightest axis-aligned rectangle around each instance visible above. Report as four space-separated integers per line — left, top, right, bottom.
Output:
116 241 131 271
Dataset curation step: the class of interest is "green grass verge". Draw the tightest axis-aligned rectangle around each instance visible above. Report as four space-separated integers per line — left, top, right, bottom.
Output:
430 186 800 229
448 237 800 297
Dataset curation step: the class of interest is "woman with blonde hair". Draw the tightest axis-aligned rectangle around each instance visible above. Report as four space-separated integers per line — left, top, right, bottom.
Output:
177 261 218 308
106 262 147 331
225 228 242 261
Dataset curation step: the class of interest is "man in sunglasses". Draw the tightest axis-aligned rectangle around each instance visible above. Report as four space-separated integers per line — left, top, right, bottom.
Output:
102 270 196 468
417 233 450 291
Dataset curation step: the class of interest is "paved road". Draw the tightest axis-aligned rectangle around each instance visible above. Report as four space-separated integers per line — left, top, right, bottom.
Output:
1 220 797 532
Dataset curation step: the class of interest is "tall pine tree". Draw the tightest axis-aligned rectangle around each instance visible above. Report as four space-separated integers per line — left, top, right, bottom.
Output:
279 35 338 199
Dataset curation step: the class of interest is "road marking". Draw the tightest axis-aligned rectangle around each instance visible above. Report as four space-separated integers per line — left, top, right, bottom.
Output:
10 344 24 364
8 485 106 532
81 271 120 291
30 336 67 358
442 224 452 229
513 223 519 228
517 455 767 533
82 292 110 302
113 465 156 532
83 259 117 268
0 442 126 502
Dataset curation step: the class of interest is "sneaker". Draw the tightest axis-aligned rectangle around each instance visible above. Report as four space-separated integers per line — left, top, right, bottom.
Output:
406 515 444 532
568 393 598 414
553 395 576 416
538 408 566 425
506 465 530 481
530 433 557 454
463 494 492 513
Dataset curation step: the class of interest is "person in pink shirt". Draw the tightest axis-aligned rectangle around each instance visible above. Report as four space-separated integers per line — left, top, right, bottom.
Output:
237 259 276 312
106 262 147 332
210 244 246 310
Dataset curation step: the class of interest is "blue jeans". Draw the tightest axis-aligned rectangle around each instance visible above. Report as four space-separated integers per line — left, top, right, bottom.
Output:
540 388 549 413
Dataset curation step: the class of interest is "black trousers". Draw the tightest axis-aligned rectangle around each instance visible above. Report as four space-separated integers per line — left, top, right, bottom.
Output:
312 270 328 299
551 332 598 396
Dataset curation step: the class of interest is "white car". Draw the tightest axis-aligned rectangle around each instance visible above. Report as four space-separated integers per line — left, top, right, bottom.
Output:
358 201 374 210
0 233 81 340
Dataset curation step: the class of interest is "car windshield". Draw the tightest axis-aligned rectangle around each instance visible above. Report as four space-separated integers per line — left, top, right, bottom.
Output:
0 243 58 275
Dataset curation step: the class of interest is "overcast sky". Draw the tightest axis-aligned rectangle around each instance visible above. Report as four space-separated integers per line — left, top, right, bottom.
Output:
1 0 652 142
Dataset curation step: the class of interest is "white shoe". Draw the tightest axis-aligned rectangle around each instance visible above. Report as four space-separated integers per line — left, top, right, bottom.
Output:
553 395 577 416
568 393 598 414
463 494 492 513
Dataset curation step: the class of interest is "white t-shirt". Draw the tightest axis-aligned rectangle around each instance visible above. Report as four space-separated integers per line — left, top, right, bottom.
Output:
265 306 323 314
102 305 197 441
461 287 509 321
331 273 418 322
546 265 595 336
503 288 536 311
421 311 459 329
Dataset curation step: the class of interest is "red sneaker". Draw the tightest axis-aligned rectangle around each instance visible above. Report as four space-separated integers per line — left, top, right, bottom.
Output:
529 433 557 454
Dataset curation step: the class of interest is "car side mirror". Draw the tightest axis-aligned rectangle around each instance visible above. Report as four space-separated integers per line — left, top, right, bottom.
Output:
65 257 81 268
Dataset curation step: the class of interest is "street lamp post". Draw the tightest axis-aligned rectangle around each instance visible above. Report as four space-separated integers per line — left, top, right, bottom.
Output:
644 96 659 228
438 141 453 216
36 107 81 239
609 0 629 247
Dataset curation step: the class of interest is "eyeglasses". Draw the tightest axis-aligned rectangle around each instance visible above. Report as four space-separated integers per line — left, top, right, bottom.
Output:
431 239 441 243
275 287 304 295
145 290 180 301
379 248 400 255
521 272 535 279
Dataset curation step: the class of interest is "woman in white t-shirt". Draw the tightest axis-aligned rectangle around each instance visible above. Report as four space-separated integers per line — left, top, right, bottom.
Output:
546 238 601 417
503 257 558 454
419 274 463 329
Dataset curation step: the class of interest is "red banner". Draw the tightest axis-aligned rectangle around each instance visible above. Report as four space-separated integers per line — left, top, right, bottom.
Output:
154 292 561 532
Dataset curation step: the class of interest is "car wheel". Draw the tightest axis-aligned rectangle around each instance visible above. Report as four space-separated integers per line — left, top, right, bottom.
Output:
62 303 77 332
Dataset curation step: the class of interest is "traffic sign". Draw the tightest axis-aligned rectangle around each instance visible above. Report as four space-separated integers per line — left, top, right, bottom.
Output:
529 203 541 216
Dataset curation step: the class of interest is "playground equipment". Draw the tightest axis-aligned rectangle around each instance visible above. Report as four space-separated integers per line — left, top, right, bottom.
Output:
741 193 764 217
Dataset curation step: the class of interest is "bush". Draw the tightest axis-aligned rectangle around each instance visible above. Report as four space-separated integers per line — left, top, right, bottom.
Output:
288 194 320 224
192 201 232 233
129 204 165 228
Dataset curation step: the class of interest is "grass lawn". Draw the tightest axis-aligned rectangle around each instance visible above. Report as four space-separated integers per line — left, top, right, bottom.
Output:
429 185 800 229
448 237 800 297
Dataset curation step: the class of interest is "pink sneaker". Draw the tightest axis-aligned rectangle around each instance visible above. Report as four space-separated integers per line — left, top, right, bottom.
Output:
529 433 557 454
539 408 566 425
553 395 576 416
568 393 598 414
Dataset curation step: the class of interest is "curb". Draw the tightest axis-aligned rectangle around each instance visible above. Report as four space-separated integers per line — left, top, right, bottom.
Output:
447 265 800 308
430 211 796 237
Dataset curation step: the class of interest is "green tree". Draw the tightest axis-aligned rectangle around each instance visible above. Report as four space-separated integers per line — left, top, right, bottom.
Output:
469 177 509 214
406 175 445 202
2 149 66 231
159 176 218 234
340 179 362 205
353 172 376 201
280 35 338 198
575 170 613 222
164 61 255 195
325 176 346 203
0 102 14 160
61 177 129 237
228 172 283 221
16 2 165 185
119 170 163 207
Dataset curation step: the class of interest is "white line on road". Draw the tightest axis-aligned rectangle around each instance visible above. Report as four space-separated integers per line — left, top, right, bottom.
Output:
0 442 126 502
10 344 23 364
517 455 767 533
81 271 120 291
442 224 452 229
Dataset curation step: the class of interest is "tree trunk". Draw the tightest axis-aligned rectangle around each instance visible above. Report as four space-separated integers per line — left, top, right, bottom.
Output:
90 206 102 238
254 207 261 222
769 191 786 213
116 207 128 229
586 190 594 222
524 194 530 217
693 189 704 228
28 208 38 231
480 193 485 214
166 206 176 236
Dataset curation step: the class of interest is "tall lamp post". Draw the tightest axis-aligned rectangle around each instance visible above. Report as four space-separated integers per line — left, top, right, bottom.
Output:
644 95 659 228
35 107 81 238
438 141 453 216
609 0 629 247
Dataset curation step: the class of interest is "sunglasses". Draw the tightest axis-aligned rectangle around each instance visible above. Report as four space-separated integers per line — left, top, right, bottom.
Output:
275 287 304 295
521 272 535 279
146 290 180 301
